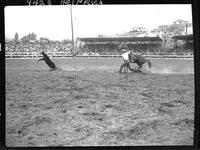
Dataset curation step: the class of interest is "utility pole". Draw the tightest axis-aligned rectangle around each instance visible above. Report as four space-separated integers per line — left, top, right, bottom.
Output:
70 5 74 52
185 22 188 35
162 28 167 52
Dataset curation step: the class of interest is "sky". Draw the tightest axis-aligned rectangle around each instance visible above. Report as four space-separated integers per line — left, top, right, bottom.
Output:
5 4 192 41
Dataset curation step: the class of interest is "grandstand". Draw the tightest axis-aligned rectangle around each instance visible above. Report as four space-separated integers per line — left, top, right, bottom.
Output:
170 34 193 54
77 37 163 55
5 36 193 58
171 34 193 48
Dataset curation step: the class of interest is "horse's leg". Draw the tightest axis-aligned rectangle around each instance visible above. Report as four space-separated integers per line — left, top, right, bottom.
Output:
137 62 143 70
138 65 142 70
135 66 139 70
134 64 140 70
146 59 152 69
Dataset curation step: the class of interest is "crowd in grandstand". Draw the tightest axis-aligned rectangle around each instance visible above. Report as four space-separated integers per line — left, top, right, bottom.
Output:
5 38 193 56
5 40 72 53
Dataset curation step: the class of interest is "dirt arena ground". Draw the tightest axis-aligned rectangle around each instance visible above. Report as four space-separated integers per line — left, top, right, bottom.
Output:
6 58 194 146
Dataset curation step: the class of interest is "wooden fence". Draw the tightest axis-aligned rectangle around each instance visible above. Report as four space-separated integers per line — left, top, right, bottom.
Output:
5 52 193 59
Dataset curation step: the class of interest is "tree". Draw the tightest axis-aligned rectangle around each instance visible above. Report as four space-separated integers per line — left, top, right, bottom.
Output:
152 19 191 51
40 37 50 43
20 32 37 42
62 39 71 44
14 32 19 42
29 32 37 41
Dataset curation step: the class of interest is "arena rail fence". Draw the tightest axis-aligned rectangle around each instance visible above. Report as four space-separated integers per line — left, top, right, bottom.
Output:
5 52 194 59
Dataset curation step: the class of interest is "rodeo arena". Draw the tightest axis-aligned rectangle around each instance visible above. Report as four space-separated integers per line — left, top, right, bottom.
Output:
5 18 195 146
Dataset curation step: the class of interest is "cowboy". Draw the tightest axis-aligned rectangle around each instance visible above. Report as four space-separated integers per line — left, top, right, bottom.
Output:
119 48 137 73
38 51 57 70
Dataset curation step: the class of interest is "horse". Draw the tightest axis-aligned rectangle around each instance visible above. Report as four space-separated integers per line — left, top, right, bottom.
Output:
38 51 63 71
129 52 152 71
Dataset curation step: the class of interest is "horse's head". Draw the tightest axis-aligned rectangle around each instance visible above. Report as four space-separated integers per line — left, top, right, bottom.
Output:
41 51 45 55
129 52 137 62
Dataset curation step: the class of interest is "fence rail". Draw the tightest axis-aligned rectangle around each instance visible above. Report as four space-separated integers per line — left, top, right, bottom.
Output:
5 52 194 59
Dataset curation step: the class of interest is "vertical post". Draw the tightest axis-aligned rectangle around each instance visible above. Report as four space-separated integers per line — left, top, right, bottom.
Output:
174 40 175 52
70 5 74 52
162 32 166 52
84 43 86 53
185 22 188 35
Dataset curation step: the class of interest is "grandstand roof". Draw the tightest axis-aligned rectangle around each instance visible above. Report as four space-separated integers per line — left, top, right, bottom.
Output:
171 34 193 41
77 37 162 43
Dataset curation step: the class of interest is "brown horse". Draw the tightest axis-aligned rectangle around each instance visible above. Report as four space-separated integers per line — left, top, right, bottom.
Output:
129 52 152 70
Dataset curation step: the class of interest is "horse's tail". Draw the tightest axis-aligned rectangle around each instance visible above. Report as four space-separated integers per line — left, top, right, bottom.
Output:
146 59 152 69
